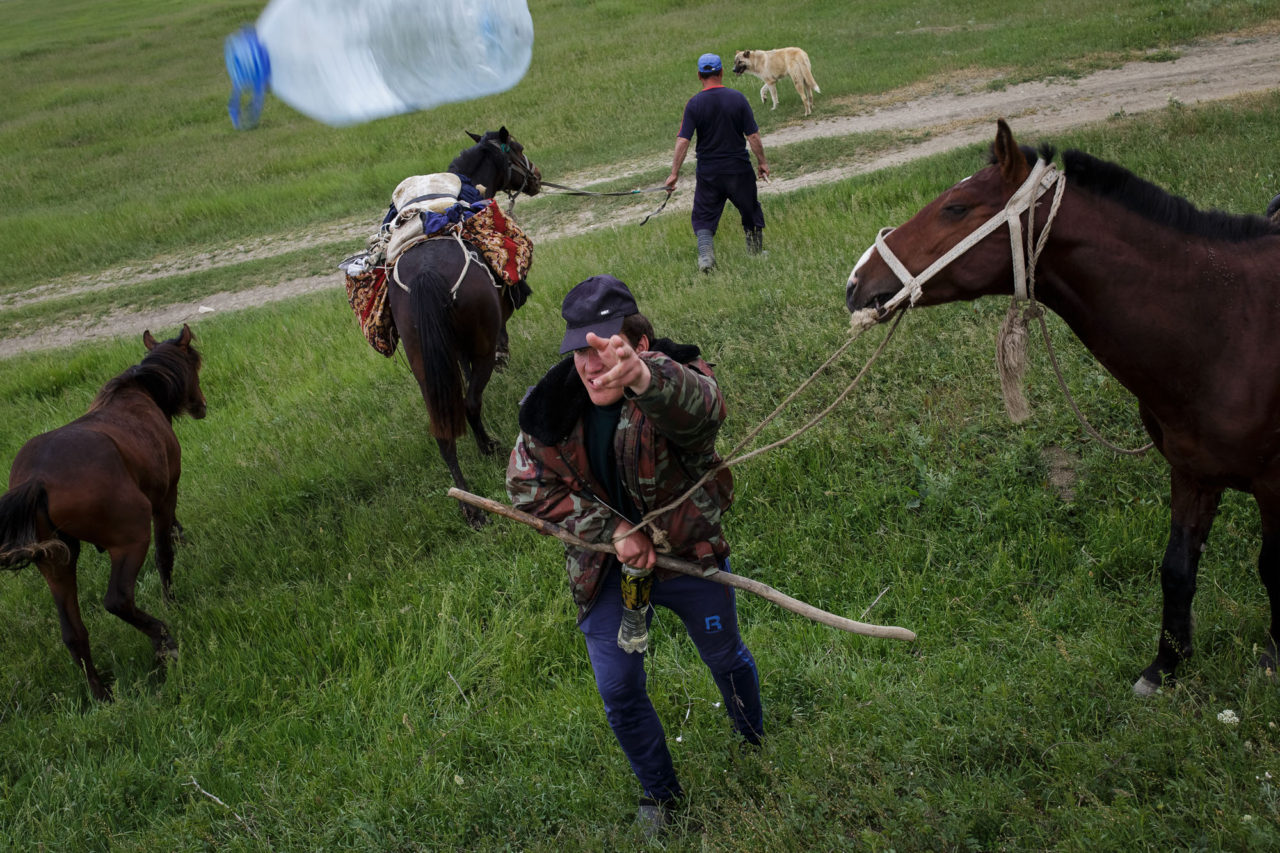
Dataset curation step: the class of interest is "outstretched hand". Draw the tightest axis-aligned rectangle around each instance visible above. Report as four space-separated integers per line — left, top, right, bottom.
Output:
583 332 652 396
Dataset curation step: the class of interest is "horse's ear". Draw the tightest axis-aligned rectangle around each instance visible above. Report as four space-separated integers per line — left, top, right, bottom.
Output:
143 330 158 351
497 126 509 143
993 119 1027 186
467 130 482 142
178 324 194 347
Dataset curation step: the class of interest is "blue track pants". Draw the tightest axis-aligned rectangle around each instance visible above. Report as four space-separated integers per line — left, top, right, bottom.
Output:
578 558 763 802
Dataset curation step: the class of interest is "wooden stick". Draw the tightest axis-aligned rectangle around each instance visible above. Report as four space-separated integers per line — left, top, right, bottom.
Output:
449 488 917 642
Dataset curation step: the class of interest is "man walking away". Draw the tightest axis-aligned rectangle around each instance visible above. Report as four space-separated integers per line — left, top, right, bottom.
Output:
664 53 769 272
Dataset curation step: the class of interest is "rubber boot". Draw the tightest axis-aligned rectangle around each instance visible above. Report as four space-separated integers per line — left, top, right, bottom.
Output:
745 227 764 255
696 229 716 272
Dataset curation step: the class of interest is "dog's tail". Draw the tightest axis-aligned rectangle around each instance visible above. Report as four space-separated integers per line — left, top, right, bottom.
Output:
802 55 821 93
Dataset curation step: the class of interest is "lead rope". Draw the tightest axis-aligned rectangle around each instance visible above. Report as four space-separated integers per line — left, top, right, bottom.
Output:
540 180 675 226
1034 309 1154 455
622 166 1064 545
1009 168 1153 455
617 169 1059 549
616 312 905 550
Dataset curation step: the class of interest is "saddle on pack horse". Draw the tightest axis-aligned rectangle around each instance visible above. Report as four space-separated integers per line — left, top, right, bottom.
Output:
343 173 534 357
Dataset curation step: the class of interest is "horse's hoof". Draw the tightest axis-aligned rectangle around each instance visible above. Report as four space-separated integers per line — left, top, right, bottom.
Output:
155 634 179 663
466 510 488 531
1259 647 1278 680
1132 676 1162 696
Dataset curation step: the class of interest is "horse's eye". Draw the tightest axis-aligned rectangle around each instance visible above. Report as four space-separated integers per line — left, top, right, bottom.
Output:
942 203 969 217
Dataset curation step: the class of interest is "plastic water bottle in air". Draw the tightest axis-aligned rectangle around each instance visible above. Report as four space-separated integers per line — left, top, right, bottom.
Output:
225 0 534 129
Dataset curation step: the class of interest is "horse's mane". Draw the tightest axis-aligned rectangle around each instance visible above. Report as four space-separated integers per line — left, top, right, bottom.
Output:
93 344 199 419
448 133 496 176
1061 148 1280 242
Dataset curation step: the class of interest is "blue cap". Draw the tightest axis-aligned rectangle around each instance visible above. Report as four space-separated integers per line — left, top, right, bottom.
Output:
697 53 722 73
560 275 638 354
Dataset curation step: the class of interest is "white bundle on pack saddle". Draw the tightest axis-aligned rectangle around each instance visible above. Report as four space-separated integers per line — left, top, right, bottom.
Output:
385 173 466 265
391 173 465 219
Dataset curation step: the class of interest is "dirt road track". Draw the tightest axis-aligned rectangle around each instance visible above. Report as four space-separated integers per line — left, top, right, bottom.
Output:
4 29 1279 359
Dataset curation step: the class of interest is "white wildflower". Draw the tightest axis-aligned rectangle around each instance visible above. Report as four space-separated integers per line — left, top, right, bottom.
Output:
1218 709 1241 727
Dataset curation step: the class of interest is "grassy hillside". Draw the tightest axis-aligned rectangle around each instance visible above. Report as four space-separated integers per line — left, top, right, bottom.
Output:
3 1 1280 850
1 0 1276 285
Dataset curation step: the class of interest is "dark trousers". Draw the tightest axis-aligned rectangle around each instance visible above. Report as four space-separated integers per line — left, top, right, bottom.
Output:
691 166 765 235
579 558 764 802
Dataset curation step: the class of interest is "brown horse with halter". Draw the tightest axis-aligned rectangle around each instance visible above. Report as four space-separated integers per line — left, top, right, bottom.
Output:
846 119 1280 695
387 127 541 529
0 325 206 700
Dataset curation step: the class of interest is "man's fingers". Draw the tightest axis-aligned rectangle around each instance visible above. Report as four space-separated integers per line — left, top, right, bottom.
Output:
594 360 635 388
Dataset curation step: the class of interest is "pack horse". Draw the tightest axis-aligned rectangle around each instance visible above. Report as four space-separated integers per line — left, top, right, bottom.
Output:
0 326 206 700
345 127 541 529
846 120 1280 694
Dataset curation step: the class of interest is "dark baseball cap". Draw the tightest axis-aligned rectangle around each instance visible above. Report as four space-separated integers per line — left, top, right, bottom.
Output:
559 275 638 354
697 53 722 73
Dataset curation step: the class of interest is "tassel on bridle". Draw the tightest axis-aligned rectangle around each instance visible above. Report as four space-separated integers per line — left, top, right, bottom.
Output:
996 297 1038 423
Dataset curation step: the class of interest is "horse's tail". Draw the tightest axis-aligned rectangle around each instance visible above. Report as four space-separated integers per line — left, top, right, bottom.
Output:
408 262 467 440
0 480 70 571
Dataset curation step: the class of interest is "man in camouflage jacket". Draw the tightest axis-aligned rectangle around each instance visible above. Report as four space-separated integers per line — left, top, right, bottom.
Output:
507 275 763 833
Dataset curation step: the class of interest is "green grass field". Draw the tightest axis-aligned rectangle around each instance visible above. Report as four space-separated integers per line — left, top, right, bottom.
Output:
4 2 1280 850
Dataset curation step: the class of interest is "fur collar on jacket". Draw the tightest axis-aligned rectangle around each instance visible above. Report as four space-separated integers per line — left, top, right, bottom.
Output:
518 337 703 445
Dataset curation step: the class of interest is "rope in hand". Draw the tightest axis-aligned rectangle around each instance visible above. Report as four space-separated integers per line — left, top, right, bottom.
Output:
539 180 674 226
621 312 905 546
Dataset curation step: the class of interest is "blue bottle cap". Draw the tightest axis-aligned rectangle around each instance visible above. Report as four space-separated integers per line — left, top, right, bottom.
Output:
225 26 271 130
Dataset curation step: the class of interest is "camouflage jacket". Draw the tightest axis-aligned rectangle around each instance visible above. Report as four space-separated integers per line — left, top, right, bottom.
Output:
506 338 734 620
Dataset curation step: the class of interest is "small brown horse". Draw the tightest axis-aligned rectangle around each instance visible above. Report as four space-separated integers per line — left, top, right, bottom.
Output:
0 325 206 700
388 127 540 528
846 120 1280 694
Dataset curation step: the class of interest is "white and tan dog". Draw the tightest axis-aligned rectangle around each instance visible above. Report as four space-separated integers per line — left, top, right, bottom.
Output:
732 48 821 116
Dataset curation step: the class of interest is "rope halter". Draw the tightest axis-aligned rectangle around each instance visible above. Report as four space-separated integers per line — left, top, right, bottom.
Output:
870 158 1066 313
485 139 540 206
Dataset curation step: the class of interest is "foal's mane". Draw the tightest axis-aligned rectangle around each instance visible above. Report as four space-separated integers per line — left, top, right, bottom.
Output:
993 143 1279 242
93 343 200 419
1061 148 1280 242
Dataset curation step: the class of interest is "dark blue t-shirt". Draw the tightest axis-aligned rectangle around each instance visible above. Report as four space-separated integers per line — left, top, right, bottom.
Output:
584 400 641 524
678 85 759 175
